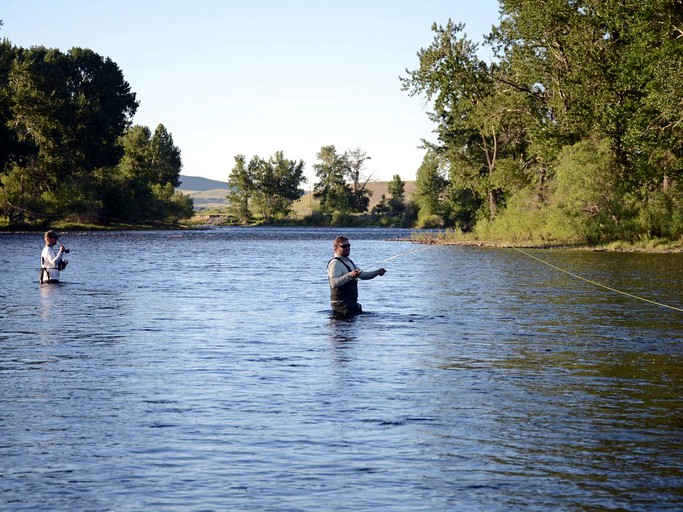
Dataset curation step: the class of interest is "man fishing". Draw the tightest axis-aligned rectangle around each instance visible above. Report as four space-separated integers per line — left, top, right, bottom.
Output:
327 235 386 316
40 230 69 284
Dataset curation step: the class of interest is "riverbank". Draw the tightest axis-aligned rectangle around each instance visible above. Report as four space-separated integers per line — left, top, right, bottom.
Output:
408 231 683 253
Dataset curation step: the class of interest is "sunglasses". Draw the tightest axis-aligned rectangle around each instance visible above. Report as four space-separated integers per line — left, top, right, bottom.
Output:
339 244 351 248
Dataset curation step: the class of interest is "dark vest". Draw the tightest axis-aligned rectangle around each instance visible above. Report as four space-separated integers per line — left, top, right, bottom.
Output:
328 257 358 303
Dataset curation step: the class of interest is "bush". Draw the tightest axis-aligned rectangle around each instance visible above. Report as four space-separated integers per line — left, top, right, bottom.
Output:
331 211 357 226
416 213 445 229
635 184 683 239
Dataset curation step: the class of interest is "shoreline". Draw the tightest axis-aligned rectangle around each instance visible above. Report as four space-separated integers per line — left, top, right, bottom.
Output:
405 235 683 253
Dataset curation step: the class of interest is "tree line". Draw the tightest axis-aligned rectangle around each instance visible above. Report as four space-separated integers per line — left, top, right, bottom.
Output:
0 29 193 227
227 145 411 225
403 0 682 244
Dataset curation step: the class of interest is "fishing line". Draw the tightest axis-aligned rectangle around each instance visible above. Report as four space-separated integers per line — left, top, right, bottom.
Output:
374 245 437 265
323 244 436 280
513 247 683 313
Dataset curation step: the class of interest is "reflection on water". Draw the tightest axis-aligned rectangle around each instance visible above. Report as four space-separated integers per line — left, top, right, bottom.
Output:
1 227 682 511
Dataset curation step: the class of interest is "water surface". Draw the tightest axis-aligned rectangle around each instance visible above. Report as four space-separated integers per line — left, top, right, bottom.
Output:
1 227 682 511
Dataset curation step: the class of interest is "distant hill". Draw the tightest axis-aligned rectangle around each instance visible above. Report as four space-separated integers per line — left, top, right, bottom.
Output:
177 175 229 211
177 174 415 213
178 175 228 191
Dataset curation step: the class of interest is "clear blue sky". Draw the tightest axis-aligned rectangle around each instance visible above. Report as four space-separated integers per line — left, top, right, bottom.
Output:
2 0 501 183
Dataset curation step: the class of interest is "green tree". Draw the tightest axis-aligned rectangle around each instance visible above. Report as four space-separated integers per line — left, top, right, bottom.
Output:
0 39 19 187
404 1 683 241
227 154 253 223
252 151 306 221
489 0 683 238
550 136 623 243
313 145 353 214
149 124 182 187
345 148 373 213
1 45 138 223
387 174 406 216
414 150 448 228
371 194 390 216
102 123 188 224
228 151 306 222
402 20 530 222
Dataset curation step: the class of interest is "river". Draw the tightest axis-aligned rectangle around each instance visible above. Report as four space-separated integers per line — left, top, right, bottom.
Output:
1 227 682 511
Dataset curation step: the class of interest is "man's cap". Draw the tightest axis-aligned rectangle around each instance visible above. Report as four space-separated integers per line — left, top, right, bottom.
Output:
44 230 60 239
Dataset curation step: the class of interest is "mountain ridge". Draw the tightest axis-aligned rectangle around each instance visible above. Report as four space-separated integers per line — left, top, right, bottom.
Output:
178 175 227 191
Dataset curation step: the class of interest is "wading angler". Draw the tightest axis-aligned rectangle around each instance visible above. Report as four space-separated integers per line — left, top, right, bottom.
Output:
39 230 69 284
327 235 386 316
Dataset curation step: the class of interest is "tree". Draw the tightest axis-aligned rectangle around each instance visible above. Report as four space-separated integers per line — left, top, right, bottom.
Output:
387 174 406 216
101 124 188 224
228 151 306 222
0 40 19 186
1 45 138 223
345 148 373 213
227 154 253 223
313 145 353 214
488 0 683 238
371 194 390 216
413 150 449 228
403 1 683 241
252 151 306 221
149 124 182 187
402 20 528 222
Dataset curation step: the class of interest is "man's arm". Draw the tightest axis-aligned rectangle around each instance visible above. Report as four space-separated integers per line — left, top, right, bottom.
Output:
328 258 355 288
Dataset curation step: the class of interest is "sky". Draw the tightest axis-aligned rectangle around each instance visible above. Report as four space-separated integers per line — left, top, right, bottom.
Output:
2 0 501 184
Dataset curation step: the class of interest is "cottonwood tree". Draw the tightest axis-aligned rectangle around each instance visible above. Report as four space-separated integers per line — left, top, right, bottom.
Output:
345 148 373 213
228 151 306 222
1 45 138 222
251 151 306 221
313 145 353 214
227 155 253 223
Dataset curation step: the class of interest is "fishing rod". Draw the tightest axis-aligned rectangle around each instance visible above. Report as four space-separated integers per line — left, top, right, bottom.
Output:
374 245 436 265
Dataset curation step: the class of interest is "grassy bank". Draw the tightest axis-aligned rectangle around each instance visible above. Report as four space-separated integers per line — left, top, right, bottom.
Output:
410 229 683 253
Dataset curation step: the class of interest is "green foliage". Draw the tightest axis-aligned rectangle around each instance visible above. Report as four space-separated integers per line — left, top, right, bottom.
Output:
413 150 448 219
370 194 390 216
345 148 373 213
227 151 307 222
313 145 352 214
227 155 253 223
403 1 683 244
371 174 408 221
637 185 683 240
550 136 621 242
473 188 583 244
252 151 306 221
0 41 187 226
416 212 445 229
387 174 406 215
402 20 531 222
150 125 182 187
100 124 188 224
312 145 373 215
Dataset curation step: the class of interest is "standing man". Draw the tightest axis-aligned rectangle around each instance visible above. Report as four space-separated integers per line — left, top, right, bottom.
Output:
40 230 68 284
327 235 386 316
